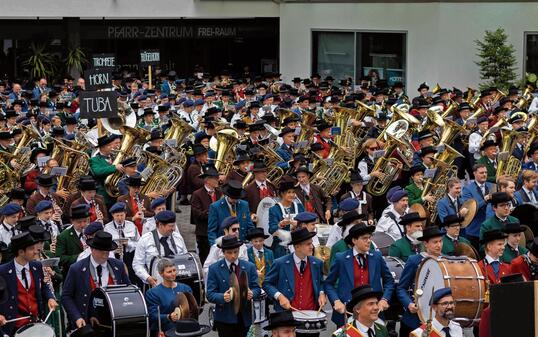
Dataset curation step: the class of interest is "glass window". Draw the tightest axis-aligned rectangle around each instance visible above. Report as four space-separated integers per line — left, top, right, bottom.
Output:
312 31 354 81
526 33 538 75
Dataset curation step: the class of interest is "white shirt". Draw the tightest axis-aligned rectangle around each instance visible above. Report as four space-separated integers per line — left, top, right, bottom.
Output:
14 260 31 288
469 131 484 159
178 109 200 131
37 219 60 237
410 317 463 337
355 320 377 336
528 96 538 114
485 254 500 264
0 222 18 245
104 220 140 253
326 221 343 248
299 183 310 196
358 157 375 182
132 230 187 283
375 204 406 240
90 255 109 287
202 239 248 283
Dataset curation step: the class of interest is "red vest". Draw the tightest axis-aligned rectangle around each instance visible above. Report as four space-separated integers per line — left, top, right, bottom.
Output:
415 324 443 337
510 255 532 281
88 203 97 222
16 272 38 328
315 135 331 159
130 196 143 234
353 256 369 288
89 273 115 291
259 185 273 199
291 261 316 310
478 260 511 284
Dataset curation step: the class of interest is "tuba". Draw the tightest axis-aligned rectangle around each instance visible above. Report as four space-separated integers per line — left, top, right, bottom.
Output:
209 127 240 176
421 106 445 135
438 117 467 146
496 128 522 179
55 139 90 195
104 126 150 198
101 100 137 135
166 115 194 144
13 124 41 174
421 143 463 224
0 158 20 207
516 85 535 110
141 150 183 196
242 144 285 188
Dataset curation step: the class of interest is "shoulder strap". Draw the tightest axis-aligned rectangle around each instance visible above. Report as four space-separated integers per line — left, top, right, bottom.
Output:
151 229 162 257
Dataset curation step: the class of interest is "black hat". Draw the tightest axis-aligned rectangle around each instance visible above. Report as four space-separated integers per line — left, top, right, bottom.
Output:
339 210 367 228
0 276 7 304
8 188 26 201
458 102 472 112
263 311 301 331
278 179 296 193
71 204 90 220
289 227 317 245
217 235 243 250
346 285 383 312
345 223 375 245
10 232 37 253
165 319 211 337
417 130 434 141
310 142 324 152
16 215 37 232
293 166 313 177
126 174 144 187
441 214 464 227
192 144 208 156
419 146 437 157
527 143 538 157
399 212 427 227
142 107 155 116
413 97 430 109
157 105 170 113
150 130 164 141
246 227 269 240
5 110 18 118
251 161 268 172
417 83 430 91
0 131 13 140
87 230 118 251
248 120 266 132
97 135 114 147
489 192 511 206
233 152 251 165
30 147 48 163
28 224 51 242
480 139 497 151
529 238 538 257
120 157 137 167
65 116 77 125
480 229 508 244
221 180 246 199
409 164 426 176
37 174 54 187
199 164 219 179
316 122 332 132
433 96 443 105
349 170 365 185
417 226 444 241
282 115 301 125
502 220 525 234
279 127 295 137
51 126 65 137
78 179 97 191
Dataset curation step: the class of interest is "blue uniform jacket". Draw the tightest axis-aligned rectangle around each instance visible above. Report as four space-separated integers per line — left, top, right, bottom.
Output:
247 246 274 267
396 253 424 329
436 195 463 224
268 203 305 235
514 188 538 205
145 282 192 332
522 161 538 172
208 198 254 245
0 260 55 336
205 258 261 326
62 257 130 327
275 144 293 169
461 181 494 238
324 248 395 326
262 254 324 312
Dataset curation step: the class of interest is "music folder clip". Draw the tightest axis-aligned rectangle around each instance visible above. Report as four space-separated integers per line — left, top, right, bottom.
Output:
50 166 68 176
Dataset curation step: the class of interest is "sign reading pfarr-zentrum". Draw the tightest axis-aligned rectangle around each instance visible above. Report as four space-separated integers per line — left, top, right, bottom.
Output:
107 25 237 39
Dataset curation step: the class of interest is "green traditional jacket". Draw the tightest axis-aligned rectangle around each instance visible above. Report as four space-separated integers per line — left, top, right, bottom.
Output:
477 155 497 183
442 234 471 256
405 182 424 206
389 236 424 262
89 154 118 205
480 215 519 240
332 320 389 337
501 244 529 263
55 226 84 276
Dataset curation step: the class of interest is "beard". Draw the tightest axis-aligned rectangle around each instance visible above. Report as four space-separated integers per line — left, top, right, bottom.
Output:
441 309 455 320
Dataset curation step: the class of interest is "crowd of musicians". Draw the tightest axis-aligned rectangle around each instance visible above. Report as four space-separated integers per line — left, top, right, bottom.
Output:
1 71 538 337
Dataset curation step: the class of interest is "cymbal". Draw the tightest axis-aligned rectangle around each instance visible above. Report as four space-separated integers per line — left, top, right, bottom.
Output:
461 199 477 228
409 203 428 220
454 242 479 260
239 270 249 308
184 292 199 320
520 225 535 247
229 272 241 315
172 292 190 319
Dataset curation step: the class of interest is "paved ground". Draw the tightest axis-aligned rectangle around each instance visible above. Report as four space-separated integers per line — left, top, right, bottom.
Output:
175 204 338 337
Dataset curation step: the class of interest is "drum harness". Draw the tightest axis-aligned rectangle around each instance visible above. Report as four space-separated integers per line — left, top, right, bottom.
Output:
148 229 178 274
89 261 117 287
385 211 405 238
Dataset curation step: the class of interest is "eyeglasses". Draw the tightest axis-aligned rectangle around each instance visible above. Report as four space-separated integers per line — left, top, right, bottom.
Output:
368 147 379 150
425 156 434 160
437 301 455 307
497 202 512 208
230 227 240 232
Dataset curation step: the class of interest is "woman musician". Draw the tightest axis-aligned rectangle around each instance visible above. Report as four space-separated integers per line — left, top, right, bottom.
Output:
34 200 62 254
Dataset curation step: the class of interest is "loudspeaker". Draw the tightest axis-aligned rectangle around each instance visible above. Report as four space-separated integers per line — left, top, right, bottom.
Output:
490 281 537 337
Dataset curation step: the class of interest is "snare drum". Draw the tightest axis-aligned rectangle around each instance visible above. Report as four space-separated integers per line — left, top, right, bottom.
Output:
150 252 205 305
292 311 327 334
415 256 485 327
383 256 405 284
252 291 268 324
15 323 55 337
90 284 149 337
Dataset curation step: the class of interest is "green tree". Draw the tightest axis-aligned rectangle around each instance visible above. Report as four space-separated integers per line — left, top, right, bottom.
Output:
475 28 517 91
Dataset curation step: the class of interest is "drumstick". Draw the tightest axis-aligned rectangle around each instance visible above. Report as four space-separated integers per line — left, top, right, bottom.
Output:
95 323 113 330
44 309 54 323
157 306 162 334
5 316 31 323
259 266 265 272
290 307 314 317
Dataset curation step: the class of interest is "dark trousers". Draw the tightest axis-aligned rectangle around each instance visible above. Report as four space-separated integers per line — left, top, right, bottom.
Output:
214 321 248 337
399 322 415 337
196 235 210 265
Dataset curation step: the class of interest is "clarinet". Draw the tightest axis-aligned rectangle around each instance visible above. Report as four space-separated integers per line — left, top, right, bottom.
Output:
117 222 125 260
92 198 104 223
135 193 145 223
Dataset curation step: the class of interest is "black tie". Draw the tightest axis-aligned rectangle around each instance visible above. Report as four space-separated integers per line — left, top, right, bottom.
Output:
96 265 103 287
230 262 236 274
442 327 451 337
21 267 29 290
258 250 263 260
357 254 366 268
368 328 375 337
300 260 306 274
11 227 16 236
159 237 174 257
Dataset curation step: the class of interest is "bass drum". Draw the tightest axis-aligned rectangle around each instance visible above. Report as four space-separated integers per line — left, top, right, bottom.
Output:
15 323 55 337
371 232 394 256
256 197 279 246
415 256 485 327
150 252 205 306
383 256 404 321
89 285 148 337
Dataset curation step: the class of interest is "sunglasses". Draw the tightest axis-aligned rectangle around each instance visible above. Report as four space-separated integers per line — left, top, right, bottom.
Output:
368 147 379 150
